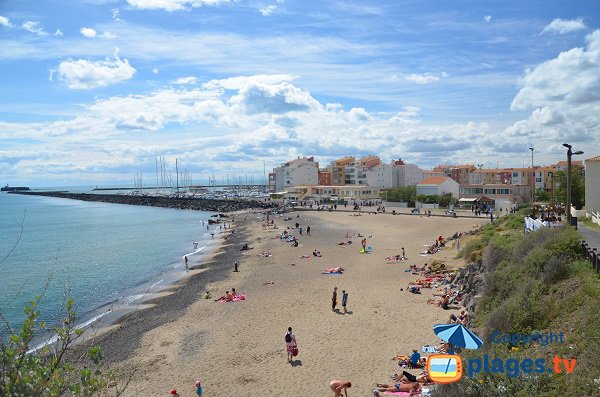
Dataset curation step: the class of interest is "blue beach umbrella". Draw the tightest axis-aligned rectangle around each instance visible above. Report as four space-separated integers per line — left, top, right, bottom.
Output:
433 323 483 350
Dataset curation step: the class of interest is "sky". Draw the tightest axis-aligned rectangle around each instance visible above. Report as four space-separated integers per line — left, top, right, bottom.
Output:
1 0 599 186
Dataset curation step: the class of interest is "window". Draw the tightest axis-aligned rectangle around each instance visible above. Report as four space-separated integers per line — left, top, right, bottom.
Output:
512 172 518 177
536 177 542 182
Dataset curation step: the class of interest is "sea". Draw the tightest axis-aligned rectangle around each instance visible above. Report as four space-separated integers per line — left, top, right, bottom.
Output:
0 188 215 342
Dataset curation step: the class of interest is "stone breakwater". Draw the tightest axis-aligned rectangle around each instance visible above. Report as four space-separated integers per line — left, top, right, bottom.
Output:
9 191 279 213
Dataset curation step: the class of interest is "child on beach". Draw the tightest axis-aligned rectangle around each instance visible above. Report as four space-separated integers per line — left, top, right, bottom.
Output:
195 380 203 396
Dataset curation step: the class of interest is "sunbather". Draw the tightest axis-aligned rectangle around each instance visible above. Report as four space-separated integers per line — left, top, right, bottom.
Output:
373 382 421 395
392 370 432 384
323 267 344 274
313 250 322 257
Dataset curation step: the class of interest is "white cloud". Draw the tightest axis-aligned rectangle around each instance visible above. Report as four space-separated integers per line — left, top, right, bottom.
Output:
22 21 47 36
541 18 586 35
152 68 160 74
260 5 277 16
112 8 121 21
50 50 136 89
80 27 97 38
54 29 63 37
484 15 492 23
0 15 13 27
406 72 442 84
173 76 198 85
101 31 117 39
125 0 230 12
507 29 600 143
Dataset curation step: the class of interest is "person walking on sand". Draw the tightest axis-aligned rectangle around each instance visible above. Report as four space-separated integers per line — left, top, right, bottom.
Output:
195 380 203 396
332 287 338 311
330 380 351 397
285 327 297 363
233 261 239 272
342 290 348 313
306 226 311 235
184 255 189 271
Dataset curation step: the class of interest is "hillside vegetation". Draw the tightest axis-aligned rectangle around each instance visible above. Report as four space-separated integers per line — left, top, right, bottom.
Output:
432 213 600 397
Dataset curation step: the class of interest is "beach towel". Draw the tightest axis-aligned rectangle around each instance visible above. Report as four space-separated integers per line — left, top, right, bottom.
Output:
383 392 410 396
322 272 343 275
216 294 247 303
422 345 437 353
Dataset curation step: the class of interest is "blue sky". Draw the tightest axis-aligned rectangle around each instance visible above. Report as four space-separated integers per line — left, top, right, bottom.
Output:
1 0 599 186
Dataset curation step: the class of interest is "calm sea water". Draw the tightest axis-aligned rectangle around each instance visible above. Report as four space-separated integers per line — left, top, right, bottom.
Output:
0 191 214 334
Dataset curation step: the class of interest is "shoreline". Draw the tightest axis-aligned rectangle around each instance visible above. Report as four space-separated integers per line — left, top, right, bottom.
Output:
80 213 255 364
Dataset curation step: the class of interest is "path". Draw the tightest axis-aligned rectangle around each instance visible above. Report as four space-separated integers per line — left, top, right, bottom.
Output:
580 225 600 249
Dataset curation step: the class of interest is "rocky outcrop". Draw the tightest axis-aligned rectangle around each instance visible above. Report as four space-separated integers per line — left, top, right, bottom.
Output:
9 191 278 213
452 261 486 317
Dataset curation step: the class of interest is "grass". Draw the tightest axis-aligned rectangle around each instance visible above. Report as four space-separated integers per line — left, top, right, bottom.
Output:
580 217 600 230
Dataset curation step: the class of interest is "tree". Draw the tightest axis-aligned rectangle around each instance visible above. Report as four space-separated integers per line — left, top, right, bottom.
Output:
382 185 416 205
0 296 127 397
534 188 551 202
553 169 585 209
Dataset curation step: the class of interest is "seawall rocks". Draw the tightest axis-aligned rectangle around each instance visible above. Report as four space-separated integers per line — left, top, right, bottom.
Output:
9 191 278 213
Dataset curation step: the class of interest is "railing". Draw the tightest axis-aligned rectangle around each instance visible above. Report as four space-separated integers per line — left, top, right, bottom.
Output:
525 216 546 232
581 241 600 273
592 210 600 226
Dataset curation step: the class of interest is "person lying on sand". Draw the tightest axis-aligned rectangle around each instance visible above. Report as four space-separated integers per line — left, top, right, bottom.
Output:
337 241 353 245
373 382 421 396
258 252 272 257
214 291 234 302
313 249 322 257
323 267 344 274
408 285 421 294
392 370 432 384
299 255 310 258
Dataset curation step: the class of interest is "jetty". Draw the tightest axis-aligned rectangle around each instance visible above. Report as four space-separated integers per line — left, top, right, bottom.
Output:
8 191 278 213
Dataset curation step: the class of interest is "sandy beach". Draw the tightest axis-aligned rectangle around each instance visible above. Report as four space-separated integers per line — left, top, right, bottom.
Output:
104 210 487 396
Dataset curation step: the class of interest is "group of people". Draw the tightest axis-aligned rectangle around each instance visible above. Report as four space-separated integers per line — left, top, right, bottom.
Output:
331 286 349 313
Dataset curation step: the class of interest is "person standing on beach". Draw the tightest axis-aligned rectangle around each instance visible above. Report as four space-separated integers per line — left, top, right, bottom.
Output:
195 380 203 396
306 226 311 235
285 327 297 363
402 247 406 259
233 261 239 272
184 256 189 271
332 287 338 311
342 290 348 313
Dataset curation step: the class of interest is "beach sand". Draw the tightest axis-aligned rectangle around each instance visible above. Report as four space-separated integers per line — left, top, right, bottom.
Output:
107 210 487 396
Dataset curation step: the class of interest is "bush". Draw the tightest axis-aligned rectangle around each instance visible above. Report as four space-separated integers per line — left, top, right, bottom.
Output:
0 296 123 397
459 238 486 262
541 255 572 285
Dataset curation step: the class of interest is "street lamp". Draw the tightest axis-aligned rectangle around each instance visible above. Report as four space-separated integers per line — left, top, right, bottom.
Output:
529 147 535 203
562 143 584 226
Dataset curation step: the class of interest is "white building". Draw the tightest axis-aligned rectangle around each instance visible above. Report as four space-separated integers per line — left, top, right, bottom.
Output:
585 156 600 215
416 176 460 198
365 160 423 189
284 185 380 201
271 157 319 192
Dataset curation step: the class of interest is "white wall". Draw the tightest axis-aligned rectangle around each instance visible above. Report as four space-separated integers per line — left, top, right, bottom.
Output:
439 179 460 197
398 164 423 186
366 164 394 188
416 185 439 196
585 160 600 214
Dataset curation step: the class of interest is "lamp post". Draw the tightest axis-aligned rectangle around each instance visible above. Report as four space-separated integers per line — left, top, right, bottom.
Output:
562 143 584 226
529 147 535 203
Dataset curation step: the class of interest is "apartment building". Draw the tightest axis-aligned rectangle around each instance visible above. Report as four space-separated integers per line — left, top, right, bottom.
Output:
585 156 600 214
270 157 319 192
432 164 476 184
327 155 382 186
284 185 380 201
365 159 423 189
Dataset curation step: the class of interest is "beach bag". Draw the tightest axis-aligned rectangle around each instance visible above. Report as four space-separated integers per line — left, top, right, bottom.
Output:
292 347 299 356
285 333 292 343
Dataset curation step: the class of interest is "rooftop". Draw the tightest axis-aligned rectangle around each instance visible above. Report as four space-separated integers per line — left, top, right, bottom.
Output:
585 156 600 162
419 176 451 185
